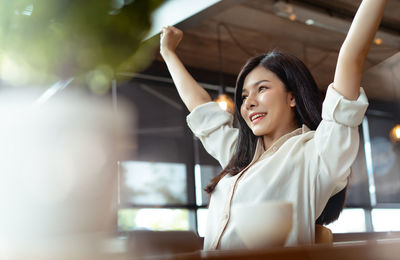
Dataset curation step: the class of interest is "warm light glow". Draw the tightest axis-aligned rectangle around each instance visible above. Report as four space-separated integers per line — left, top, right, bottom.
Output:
215 94 234 114
375 37 383 45
390 124 400 143
219 100 228 111
289 13 296 21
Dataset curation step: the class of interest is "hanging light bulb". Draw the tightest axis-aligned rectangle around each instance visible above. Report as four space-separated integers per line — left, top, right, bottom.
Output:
215 23 235 115
389 66 400 144
216 93 234 114
390 124 400 143
374 37 383 45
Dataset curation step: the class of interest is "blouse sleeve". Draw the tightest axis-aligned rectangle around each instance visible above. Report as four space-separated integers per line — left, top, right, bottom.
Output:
186 102 238 168
313 84 369 198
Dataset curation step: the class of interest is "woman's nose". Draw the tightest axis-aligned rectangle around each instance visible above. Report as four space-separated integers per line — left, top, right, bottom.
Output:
244 94 257 109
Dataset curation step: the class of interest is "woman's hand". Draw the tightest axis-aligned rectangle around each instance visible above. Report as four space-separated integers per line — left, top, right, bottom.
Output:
160 26 183 57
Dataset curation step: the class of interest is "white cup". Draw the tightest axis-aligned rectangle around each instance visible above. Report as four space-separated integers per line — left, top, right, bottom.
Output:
232 201 293 249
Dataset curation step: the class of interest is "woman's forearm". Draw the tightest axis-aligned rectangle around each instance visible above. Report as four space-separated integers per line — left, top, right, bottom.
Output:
162 51 212 112
334 0 387 100
160 26 212 112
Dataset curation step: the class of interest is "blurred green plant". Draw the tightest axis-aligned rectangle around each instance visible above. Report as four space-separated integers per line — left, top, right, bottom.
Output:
0 0 164 91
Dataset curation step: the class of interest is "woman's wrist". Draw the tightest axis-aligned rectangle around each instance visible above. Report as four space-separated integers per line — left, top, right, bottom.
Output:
160 48 177 60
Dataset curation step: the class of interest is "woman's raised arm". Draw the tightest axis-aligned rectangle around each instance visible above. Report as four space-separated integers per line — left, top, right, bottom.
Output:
333 0 387 100
160 26 212 112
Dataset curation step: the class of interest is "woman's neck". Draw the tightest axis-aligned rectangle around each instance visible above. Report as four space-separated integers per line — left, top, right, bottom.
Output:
262 124 299 151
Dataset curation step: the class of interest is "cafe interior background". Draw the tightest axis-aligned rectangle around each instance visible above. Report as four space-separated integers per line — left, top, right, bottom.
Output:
117 0 400 235
1 0 400 257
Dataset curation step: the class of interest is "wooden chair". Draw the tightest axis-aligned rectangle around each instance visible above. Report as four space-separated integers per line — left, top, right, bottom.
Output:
315 224 333 244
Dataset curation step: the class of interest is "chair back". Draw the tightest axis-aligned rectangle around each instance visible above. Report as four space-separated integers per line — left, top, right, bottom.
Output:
315 224 333 244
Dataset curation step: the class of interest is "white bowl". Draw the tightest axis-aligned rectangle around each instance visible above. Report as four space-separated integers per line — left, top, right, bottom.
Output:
232 201 293 249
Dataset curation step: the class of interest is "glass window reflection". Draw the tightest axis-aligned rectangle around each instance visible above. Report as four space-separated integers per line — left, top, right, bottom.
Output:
119 161 187 206
118 208 189 231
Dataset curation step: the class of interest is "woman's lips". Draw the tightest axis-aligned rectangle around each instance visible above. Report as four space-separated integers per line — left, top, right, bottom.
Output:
250 112 267 123
252 115 266 125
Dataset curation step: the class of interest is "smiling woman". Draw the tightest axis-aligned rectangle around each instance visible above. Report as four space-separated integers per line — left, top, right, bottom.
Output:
159 0 386 250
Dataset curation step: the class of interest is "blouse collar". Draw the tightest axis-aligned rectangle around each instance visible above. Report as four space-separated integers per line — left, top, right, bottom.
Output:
253 124 311 161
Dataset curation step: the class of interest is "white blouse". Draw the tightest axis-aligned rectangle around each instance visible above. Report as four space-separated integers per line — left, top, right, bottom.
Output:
187 84 369 250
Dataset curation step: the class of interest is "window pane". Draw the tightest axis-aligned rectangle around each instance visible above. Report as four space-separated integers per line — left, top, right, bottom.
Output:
326 208 366 233
346 126 371 207
195 164 221 206
372 209 400 232
368 115 400 204
118 208 189 231
117 81 187 163
119 161 187 206
197 208 208 237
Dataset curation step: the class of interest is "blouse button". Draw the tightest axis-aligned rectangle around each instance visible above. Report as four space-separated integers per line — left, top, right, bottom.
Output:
272 146 277 152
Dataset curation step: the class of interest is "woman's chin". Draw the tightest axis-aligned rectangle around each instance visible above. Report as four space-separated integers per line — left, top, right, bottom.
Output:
252 129 268 137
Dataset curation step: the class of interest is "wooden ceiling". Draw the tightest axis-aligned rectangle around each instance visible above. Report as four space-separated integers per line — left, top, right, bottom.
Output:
153 0 400 102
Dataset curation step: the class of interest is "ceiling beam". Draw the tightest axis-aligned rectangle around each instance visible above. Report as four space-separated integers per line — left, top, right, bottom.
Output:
146 0 246 40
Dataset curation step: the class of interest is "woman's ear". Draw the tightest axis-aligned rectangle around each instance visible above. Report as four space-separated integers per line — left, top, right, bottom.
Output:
288 93 296 107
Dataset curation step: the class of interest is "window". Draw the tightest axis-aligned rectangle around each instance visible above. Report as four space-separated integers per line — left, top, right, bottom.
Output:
367 115 400 204
371 209 400 232
327 208 366 233
115 79 220 234
345 126 371 207
118 208 189 231
119 161 187 206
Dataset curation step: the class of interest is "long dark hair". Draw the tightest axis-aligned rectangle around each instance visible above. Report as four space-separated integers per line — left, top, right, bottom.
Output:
204 51 346 225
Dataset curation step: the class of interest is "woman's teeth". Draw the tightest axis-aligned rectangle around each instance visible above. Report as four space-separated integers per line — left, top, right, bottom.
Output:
251 113 266 121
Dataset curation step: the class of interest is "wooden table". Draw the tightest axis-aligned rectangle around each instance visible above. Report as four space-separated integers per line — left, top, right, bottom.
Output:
161 241 400 260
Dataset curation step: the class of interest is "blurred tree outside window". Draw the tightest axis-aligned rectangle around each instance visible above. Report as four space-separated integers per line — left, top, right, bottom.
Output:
119 161 188 206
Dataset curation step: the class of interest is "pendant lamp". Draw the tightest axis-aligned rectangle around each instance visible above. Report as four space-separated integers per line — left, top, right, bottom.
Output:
390 67 400 144
215 23 234 114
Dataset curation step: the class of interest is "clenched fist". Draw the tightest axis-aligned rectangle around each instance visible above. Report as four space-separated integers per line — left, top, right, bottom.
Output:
160 26 183 57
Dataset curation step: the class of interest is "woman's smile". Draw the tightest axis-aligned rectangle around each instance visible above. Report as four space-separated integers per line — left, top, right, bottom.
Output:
249 112 267 124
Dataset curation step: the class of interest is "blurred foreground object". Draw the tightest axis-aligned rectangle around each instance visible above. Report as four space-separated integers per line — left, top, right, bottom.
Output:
0 0 164 89
0 88 135 259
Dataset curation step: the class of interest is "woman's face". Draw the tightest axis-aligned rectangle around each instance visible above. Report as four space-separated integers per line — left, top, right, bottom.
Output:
240 66 297 139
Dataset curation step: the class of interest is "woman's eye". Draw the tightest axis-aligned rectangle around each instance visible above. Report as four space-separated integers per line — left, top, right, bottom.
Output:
259 86 268 91
241 95 248 100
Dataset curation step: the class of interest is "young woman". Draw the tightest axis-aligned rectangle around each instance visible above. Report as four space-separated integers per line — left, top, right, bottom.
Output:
160 0 387 250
